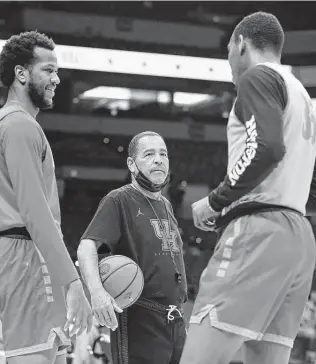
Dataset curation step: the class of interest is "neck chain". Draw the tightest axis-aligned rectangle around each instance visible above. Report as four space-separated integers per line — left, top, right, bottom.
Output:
131 184 182 283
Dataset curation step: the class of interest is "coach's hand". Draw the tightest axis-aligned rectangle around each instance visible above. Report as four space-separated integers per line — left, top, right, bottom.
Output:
90 287 123 331
192 196 220 231
64 279 93 337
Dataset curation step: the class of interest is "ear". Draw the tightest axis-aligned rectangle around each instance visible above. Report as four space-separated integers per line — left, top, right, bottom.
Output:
14 65 28 85
238 34 246 56
127 157 135 173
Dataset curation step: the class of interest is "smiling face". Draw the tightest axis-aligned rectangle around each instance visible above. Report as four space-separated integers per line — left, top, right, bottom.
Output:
27 46 60 109
128 135 169 185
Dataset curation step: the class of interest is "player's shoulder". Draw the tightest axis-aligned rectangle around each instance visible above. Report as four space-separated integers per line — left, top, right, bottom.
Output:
239 64 286 90
238 65 287 109
0 104 34 123
0 105 41 136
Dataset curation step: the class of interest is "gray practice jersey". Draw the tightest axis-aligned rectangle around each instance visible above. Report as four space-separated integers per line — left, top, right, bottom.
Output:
0 103 78 285
209 63 316 217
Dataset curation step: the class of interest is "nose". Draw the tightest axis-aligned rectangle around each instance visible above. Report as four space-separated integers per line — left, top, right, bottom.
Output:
153 153 163 164
51 72 60 85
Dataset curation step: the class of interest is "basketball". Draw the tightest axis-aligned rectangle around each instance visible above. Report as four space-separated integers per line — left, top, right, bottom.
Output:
98 255 144 309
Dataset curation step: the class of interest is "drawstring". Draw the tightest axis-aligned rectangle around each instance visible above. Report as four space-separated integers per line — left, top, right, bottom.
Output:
166 305 182 322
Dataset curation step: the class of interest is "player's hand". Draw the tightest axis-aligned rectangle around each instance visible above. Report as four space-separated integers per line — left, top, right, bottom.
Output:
192 197 220 231
90 287 123 331
64 279 93 337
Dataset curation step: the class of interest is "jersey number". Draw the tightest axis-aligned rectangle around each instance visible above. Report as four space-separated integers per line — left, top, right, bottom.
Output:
302 101 316 144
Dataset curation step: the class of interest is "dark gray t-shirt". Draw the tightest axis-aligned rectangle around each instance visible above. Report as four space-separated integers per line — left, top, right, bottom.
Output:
81 184 187 306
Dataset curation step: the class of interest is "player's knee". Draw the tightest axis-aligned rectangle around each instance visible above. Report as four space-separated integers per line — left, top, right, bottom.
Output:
243 340 292 364
181 319 244 364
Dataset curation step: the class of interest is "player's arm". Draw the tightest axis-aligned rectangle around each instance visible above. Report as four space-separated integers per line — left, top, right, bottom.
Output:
209 66 287 211
77 238 104 293
2 114 79 285
77 195 122 328
77 195 121 294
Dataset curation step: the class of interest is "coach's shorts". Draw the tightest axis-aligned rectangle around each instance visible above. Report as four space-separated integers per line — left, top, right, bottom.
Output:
190 209 316 348
0 237 71 358
111 299 186 364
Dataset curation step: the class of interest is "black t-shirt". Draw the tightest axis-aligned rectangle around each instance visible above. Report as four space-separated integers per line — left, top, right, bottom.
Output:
81 184 187 306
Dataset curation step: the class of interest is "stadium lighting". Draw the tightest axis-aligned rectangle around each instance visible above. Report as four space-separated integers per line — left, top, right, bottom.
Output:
157 91 171 104
80 86 131 100
0 40 293 82
173 92 215 106
0 39 289 82
56 45 234 82
79 86 215 107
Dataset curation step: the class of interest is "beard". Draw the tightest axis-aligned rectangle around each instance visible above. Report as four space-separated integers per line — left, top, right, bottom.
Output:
28 81 53 110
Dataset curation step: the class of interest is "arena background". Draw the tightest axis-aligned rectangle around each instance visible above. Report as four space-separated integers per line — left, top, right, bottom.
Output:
1 1 316 363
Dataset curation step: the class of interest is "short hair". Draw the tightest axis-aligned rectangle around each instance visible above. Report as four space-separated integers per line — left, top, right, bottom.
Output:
0 31 55 87
233 12 284 55
128 131 166 159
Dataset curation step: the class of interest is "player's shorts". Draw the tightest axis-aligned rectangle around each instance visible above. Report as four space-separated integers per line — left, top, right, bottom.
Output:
0 236 71 358
190 208 316 349
111 298 186 364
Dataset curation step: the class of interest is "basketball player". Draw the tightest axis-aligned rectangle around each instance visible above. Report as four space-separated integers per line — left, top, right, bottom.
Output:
180 12 316 364
78 131 188 364
0 31 92 364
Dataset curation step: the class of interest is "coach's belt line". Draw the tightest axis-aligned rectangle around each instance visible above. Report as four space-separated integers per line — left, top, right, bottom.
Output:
135 297 183 316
